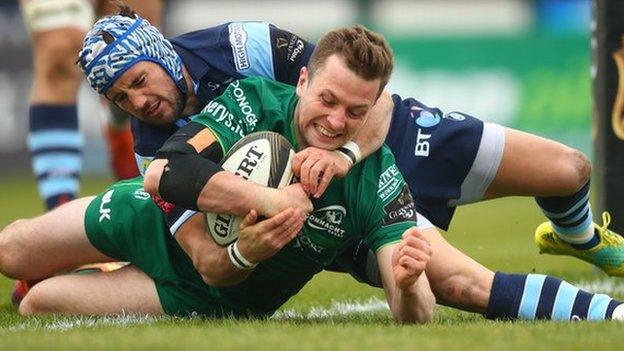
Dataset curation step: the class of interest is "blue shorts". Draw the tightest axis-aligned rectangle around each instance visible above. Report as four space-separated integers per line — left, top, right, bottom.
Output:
386 95 505 230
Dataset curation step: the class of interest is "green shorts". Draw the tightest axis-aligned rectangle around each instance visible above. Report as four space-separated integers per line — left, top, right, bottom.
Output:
83 178 269 318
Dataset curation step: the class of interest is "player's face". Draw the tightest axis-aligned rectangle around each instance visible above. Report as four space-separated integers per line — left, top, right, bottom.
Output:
295 55 380 149
106 61 185 125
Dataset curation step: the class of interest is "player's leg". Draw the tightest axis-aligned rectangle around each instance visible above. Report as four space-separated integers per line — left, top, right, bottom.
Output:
18 264 164 316
484 128 589 199
422 229 624 321
387 95 623 275
0 197 116 281
95 0 164 180
483 128 624 275
19 0 94 210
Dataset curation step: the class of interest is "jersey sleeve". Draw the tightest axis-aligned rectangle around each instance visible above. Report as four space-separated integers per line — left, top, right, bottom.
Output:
224 22 314 86
267 24 314 85
190 77 295 154
358 147 433 252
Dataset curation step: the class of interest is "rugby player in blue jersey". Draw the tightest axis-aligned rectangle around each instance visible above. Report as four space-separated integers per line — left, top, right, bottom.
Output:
75 6 624 279
2 23 623 322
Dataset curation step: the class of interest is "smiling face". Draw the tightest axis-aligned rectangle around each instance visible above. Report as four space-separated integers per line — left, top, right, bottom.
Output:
294 54 381 150
106 61 185 125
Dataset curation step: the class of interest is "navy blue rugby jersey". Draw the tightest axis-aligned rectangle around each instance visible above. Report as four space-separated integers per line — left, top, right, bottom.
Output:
132 21 315 173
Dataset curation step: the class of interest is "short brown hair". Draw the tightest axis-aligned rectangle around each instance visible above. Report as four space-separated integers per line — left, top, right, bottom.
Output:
307 25 394 96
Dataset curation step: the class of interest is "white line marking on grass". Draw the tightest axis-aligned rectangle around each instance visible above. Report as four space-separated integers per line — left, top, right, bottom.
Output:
272 297 389 320
576 278 624 296
7 314 162 332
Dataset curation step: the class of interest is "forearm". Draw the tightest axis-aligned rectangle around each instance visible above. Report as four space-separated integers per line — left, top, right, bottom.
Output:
195 243 253 287
387 272 436 324
377 231 436 324
352 90 393 158
197 171 279 217
174 215 253 287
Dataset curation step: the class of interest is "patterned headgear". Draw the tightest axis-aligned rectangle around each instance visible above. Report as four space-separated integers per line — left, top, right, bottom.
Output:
77 14 186 96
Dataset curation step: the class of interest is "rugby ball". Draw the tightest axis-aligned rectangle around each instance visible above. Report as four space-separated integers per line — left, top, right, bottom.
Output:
205 131 295 246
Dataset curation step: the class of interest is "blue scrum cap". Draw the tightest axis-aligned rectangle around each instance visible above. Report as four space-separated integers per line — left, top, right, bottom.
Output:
77 13 186 96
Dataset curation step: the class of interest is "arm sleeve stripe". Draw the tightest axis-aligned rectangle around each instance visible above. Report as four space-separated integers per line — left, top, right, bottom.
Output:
169 209 199 236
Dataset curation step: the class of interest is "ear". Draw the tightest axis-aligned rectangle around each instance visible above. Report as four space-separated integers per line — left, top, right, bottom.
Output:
295 66 308 97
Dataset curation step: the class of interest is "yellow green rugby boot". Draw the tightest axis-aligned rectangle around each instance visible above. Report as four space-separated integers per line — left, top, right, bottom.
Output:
535 212 624 276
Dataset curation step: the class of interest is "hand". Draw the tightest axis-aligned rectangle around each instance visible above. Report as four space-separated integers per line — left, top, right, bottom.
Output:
259 183 313 218
392 227 432 291
236 208 306 263
292 147 352 198
143 159 168 196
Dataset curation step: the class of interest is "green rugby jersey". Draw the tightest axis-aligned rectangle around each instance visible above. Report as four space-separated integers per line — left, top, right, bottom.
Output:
191 76 422 279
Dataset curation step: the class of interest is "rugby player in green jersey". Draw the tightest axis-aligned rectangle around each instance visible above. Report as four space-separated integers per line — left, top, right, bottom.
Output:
0 25 437 322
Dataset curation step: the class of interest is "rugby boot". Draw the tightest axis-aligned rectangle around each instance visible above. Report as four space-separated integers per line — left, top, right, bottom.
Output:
10 279 38 307
10 262 128 306
73 262 128 274
535 212 624 276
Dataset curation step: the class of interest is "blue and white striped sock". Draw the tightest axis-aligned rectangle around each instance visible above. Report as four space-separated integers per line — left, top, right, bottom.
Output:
535 181 598 249
28 105 83 210
485 272 622 321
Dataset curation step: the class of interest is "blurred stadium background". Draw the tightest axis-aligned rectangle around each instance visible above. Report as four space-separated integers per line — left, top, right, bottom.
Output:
0 0 592 177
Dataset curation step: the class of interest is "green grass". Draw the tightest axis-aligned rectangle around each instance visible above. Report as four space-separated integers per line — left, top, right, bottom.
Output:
0 175 622 350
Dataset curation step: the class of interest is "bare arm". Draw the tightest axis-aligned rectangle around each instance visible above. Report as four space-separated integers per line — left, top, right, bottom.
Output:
377 227 436 324
353 90 393 159
175 208 305 286
143 124 312 217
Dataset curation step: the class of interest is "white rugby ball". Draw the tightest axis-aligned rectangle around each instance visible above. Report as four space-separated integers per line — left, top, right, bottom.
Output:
205 131 295 246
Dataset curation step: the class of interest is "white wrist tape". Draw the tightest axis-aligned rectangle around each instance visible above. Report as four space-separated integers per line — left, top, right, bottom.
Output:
336 141 362 165
227 241 258 270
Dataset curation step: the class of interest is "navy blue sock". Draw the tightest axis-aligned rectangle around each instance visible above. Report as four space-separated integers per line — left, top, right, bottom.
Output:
485 272 621 321
28 104 82 210
535 181 599 249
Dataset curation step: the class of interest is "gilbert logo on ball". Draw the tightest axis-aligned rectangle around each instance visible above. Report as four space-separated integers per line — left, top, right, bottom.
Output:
205 132 295 245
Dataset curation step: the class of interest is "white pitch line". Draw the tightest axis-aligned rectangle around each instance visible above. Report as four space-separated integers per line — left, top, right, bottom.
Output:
575 278 624 296
5 278 624 331
6 314 162 332
272 297 389 320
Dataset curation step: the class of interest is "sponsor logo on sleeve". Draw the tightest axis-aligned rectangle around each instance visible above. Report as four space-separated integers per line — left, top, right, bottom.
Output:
229 23 250 71
378 164 402 201
133 188 151 200
98 190 114 222
382 185 418 227
412 108 441 128
273 29 306 64
287 37 305 63
444 111 467 121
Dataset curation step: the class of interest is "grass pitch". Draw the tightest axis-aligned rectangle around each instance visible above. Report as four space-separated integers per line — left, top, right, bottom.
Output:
0 175 622 350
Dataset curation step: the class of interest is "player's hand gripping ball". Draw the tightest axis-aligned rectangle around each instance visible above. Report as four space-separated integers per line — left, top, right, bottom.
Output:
205 132 295 245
